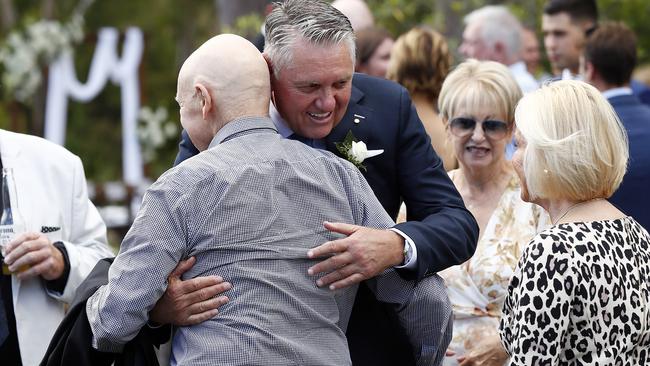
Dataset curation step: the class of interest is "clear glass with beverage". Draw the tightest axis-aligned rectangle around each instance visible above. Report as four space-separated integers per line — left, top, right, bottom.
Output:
1 168 26 275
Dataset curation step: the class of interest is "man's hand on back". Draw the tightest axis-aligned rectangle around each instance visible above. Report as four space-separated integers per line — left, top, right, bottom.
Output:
307 221 405 290
150 256 232 326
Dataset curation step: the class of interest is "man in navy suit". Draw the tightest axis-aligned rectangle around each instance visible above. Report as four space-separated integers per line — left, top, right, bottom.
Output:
584 22 650 230
158 1 478 364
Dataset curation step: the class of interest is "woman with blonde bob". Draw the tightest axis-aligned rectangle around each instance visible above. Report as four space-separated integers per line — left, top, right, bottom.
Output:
437 59 548 366
500 80 650 364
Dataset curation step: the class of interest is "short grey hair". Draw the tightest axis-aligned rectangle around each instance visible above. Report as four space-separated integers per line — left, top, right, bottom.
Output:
264 0 356 76
464 5 523 61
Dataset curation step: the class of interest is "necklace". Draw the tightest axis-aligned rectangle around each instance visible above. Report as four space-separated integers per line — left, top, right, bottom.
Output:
552 198 604 225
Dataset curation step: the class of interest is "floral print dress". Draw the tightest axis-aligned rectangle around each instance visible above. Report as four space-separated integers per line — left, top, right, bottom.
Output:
440 171 549 366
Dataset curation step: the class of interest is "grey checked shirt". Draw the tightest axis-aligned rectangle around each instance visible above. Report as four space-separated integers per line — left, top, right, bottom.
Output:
87 117 451 366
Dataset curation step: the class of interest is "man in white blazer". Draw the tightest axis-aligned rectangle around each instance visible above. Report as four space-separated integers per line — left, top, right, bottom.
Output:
0 129 112 366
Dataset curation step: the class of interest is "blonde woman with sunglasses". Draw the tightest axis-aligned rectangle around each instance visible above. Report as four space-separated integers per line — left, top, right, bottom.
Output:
437 59 549 366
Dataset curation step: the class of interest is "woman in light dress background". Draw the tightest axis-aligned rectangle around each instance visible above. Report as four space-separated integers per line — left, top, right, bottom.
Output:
435 60 549 365
387 26 456 171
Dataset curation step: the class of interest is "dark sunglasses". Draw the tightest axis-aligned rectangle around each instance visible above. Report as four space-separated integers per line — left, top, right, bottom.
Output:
449 117 509 140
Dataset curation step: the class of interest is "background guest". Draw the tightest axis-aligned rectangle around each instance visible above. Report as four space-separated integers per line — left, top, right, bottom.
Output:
332 0 375 31
501 80 649 364
0 129 112 366
521 27 541 78
437 60 549 366
459 5 537 160
542 0 598 79
583 21 650 231
387 26 454 171
355 26 394 78
521 26 551 82
460 5 538 94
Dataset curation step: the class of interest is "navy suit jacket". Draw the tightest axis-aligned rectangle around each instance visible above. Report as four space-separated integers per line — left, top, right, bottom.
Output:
174 73 478 365
609 94 650 231
631 79 650 107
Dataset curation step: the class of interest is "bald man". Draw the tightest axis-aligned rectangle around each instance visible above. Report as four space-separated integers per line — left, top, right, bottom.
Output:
85 34 444 365
332 0 374 31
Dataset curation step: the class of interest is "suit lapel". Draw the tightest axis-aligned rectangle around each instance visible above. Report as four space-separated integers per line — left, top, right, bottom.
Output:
325 81 374 155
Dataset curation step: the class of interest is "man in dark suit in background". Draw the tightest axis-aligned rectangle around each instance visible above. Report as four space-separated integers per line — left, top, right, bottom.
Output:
584 22 650 230
158 1 478 365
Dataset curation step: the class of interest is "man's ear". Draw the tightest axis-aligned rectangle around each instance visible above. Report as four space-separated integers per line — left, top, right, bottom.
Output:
493 41 507 62
263 53 277 104
584 60 596 82
195 83 212 120
263 53 274 79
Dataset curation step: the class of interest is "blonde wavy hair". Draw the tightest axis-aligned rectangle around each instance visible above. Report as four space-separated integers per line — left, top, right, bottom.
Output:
386 26 451 105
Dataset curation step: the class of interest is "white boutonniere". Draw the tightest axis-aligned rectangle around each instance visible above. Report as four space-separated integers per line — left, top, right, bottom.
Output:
335 131 383 171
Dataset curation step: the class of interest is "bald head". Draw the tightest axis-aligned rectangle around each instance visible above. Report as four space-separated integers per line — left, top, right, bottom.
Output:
332 0 374 31
177 34 270 148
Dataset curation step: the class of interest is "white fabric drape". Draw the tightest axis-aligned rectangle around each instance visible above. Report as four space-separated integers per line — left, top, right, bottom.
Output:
45 27 144 186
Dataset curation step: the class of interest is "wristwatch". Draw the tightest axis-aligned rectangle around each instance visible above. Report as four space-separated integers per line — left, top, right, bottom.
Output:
402 241 413 265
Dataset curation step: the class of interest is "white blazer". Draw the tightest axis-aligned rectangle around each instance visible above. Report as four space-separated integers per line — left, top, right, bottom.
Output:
0 129 113 366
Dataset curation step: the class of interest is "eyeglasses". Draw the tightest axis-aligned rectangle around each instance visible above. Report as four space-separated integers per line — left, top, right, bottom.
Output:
449 117 509 140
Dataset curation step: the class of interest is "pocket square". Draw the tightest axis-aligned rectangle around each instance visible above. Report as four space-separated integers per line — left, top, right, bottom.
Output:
41 226 61 234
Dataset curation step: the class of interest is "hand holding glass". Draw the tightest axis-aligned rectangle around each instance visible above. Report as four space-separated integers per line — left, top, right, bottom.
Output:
0 168 27 275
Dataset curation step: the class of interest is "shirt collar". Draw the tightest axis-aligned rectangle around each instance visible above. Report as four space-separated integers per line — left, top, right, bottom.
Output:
268 102 327 150
208 116 277 149
602 87 633 100
269 102 293 138
508 61 526 73
561 68 584 81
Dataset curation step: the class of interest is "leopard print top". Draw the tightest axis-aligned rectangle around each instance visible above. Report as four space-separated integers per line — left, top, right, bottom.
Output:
500 217 650 364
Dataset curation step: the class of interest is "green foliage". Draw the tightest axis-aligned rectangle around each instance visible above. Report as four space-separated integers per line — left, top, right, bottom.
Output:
599 0 650 64
223 13 264 40
365 0 434 37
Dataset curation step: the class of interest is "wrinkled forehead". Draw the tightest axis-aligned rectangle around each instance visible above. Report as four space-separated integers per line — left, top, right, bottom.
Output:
284 39 354 74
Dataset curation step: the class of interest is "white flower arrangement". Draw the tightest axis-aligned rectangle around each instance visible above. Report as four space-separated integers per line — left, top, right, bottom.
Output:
334 131 383 171
137 106 179 163
0 14 85 102
350 140 370 163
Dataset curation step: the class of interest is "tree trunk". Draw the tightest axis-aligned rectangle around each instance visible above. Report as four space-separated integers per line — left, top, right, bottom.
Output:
41 0 55 19
436 0 462 44
0 0 15 31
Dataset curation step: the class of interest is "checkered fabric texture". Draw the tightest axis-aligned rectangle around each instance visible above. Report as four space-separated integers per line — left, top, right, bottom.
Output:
87 117 451 366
